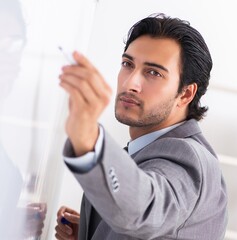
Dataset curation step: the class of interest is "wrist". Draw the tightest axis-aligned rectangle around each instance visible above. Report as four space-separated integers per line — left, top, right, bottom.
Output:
70 125 99 157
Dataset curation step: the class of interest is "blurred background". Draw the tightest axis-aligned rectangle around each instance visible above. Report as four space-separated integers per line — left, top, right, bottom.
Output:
0 0 236 239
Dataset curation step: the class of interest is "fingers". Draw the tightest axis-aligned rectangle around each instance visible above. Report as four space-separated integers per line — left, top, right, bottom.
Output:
60 74 98 105
63 212 80 224
55 207 79 240
72 51 95 71
27 202 47 211
61 63 110 93
20 204 46 238
57 206 80 223
60 68 111 103
24 219 44 237
26 202 47 219
59 81 86 110
57 206 75 217
55 217 74 240
59 52 112 105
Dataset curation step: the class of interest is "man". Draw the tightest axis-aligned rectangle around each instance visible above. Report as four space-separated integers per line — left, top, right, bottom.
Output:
55 14 227 240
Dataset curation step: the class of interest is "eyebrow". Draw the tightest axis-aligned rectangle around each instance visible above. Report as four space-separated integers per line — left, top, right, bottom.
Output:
122 53 169 73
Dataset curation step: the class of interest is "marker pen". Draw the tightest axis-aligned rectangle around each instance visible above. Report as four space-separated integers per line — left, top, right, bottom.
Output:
61 216 71 225
58 46 77 65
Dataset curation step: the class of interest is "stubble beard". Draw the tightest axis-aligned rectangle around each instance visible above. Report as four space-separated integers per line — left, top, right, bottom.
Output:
115 96 176 128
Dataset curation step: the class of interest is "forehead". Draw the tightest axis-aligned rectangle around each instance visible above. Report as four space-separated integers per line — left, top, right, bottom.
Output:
125 35 181 67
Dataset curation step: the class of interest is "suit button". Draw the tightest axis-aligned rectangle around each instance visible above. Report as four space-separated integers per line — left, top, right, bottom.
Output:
108 167 120 193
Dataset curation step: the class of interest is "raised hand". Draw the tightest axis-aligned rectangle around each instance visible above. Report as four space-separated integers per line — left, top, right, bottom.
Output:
59 51 112 157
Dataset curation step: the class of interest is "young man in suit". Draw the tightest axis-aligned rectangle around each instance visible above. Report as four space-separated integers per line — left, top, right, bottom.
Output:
55 14 227 240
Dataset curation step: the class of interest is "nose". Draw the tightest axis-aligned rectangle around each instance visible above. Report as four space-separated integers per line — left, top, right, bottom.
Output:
122 70 142 93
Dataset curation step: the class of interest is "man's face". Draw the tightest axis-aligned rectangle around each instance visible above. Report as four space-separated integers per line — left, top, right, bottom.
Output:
115 35 182 131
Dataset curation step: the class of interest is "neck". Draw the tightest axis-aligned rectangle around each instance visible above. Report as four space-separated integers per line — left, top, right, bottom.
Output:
129 126 160 140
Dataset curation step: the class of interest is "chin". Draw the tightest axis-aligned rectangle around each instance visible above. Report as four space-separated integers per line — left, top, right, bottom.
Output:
115 113 141 127
115 113 131 125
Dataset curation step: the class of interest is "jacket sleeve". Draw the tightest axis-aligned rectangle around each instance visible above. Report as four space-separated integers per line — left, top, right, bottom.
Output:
64 129 203 239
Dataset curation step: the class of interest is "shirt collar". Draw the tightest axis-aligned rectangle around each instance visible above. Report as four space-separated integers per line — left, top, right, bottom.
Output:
128 121 185 155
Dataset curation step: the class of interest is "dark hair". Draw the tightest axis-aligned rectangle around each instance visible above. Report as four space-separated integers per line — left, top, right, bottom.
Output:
124 13 212 121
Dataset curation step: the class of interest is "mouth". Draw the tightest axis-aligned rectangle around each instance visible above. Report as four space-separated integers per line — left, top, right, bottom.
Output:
118 94 141 108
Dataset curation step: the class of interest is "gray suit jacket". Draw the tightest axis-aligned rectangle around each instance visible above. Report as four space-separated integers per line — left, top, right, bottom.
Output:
64 119 228 240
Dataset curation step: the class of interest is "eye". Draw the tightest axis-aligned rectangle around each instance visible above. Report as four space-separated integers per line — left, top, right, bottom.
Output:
148 69 162 77
121 60 133 69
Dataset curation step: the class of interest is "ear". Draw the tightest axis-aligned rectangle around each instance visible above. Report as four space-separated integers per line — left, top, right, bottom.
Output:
178 83 197 107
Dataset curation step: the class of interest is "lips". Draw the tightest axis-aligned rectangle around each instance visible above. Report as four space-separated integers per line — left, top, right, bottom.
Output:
119 96 140 105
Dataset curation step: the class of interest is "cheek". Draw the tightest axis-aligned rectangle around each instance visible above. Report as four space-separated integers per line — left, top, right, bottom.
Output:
149 80 178 97
116 70 125 91
142 85 177 106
